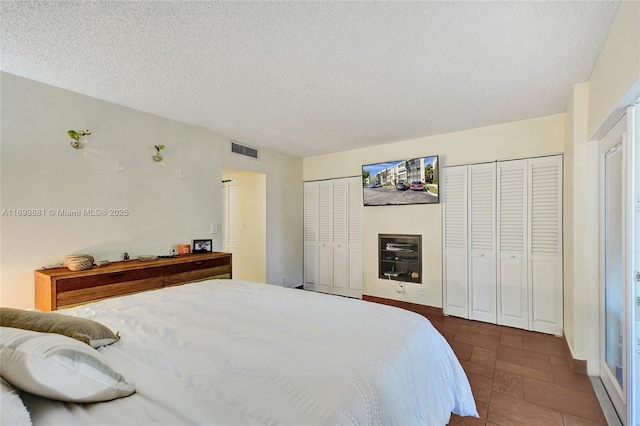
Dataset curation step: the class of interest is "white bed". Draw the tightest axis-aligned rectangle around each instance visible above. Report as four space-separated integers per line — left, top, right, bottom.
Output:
18 279 477 425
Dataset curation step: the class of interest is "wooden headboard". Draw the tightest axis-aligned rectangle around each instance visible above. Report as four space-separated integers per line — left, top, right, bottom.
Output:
34 252 232 311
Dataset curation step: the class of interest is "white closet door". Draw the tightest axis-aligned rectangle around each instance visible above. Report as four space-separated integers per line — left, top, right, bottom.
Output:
221 183 228 252
347 177 363 298
317 180 334 294
303 182 318 291
332 179 348 296
497 160 529 329
221 181 238 255
443 166 469 318
468 163 497 323
529 155 563 335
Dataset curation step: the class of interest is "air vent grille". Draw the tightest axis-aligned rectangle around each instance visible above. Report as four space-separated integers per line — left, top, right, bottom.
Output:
231 141 259 159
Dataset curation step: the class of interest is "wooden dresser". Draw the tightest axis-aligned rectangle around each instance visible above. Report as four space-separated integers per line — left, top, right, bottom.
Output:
35 252 232 311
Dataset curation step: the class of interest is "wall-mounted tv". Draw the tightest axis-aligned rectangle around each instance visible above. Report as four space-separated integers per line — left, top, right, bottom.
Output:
362 156 439 206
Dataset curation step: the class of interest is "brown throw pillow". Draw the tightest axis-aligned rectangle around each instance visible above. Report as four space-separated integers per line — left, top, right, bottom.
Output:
0 308 119 348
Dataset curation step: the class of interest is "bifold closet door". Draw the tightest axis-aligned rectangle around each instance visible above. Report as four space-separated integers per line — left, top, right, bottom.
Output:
304 177 363 299
317 180 333 294
303 182 318 291
347 177 363 298
443 166 469 318
529 156 563 335
497 160 529 329
332 179 348 296
468 163 497 323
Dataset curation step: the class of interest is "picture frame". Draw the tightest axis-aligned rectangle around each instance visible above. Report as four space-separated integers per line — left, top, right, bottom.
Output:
192 239 212 253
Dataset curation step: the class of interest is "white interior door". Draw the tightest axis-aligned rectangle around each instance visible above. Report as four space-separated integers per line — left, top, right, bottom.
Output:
497 159 529 329
528 155 563 335
600 116 627 424
303 182 318 291
332 179 348 296
347 177 363 298
443 166 469 318
468 163 497 323
317 180 333 294
221 180 237 256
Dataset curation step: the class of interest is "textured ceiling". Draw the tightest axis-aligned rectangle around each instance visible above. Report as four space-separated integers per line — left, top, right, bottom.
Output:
0 1 620 158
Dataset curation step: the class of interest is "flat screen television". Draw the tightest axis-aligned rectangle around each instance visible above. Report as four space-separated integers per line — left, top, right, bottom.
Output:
362 155 439 206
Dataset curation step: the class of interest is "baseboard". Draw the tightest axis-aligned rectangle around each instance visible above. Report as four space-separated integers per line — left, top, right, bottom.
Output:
362 295 443 316
562 334 588 374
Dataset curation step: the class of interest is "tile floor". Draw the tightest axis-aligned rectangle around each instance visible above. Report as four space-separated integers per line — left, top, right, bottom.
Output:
419 314 608 425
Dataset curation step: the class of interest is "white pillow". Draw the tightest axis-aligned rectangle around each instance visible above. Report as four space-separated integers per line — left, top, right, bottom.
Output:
1 377 32 426
0 327 135 403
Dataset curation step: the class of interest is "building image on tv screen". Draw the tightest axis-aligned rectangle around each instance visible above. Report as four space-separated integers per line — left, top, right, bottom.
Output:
362 156 439 206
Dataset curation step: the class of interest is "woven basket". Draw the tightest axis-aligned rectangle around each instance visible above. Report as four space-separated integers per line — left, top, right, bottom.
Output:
67 259 94 271
64 254 94 266
64 254 94 271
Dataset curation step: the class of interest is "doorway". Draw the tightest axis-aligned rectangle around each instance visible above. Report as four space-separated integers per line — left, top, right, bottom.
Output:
599 115 628 423
221 167 266 283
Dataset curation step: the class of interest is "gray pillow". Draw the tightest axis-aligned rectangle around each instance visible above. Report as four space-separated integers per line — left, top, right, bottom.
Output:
0 307 119 348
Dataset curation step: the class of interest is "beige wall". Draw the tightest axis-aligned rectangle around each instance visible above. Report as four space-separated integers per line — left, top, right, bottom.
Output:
222 171 267 283
563 91 576 351
304 114 565 307
0 73 303 308
588 0 640 138
563 82 590 361
565 0 640 369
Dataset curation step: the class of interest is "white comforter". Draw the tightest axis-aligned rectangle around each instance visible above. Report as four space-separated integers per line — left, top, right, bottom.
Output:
22 280 477 425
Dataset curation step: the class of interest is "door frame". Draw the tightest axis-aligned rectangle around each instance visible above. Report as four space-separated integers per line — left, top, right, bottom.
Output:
627 101 639 426
598 115 628 423
585 81 640 425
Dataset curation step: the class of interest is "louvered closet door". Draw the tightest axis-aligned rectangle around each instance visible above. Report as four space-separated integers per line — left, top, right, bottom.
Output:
347 177 363 298
332 179 348 296
221 184 228 252
443 166 469 318
303 182 318 291
497 160 529 329
528 155 563 335
468 163 497 323
221 181 238 255
317 180 334 294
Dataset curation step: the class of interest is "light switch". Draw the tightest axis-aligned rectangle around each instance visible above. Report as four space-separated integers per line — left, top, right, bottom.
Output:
210 223 218 234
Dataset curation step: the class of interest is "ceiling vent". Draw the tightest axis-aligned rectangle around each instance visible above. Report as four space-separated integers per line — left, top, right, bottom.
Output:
230 141 259 160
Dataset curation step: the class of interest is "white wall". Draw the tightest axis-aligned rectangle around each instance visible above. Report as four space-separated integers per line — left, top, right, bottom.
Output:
304 114 565 307
0 72 303 308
